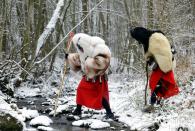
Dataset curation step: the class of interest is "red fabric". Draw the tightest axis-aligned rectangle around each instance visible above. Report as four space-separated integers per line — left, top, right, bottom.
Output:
149 68 179 99
76 76 109 110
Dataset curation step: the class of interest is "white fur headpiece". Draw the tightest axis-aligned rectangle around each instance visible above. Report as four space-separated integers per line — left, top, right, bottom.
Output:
71 33 111 61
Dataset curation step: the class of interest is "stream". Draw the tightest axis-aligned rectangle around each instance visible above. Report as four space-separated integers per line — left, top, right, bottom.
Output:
16 96 131 131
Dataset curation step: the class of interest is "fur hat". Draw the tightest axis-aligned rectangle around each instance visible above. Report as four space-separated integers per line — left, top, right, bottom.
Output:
70 33 111 78
72 33 111 61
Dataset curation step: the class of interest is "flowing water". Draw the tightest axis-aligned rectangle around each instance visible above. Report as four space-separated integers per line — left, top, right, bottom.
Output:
16 97 130 131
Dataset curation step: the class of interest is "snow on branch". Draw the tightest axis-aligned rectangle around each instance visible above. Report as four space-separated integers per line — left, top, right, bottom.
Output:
35 0 105 64
35 0 64 57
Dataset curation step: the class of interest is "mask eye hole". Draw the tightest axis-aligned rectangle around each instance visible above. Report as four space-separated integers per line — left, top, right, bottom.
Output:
77 43 84 53
76 37 84 53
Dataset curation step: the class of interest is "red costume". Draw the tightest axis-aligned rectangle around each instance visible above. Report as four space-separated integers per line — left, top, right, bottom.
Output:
76 76 109 110
149 67 179 98
67 33 112 113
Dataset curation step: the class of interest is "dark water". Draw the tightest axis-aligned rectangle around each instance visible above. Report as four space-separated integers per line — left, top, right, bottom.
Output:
16 97 130 131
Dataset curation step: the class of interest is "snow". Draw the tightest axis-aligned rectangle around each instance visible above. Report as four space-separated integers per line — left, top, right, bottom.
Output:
15 86 41 98
19 108 39 120
30 115 53 126
46 0 64 29
158 113 195 131
0 91 6 99
72 119 110 129
90 120 110 129
0 97 12 111
12 72 195 131
37 126 53 131
0 97 26 130
49 104 69 116
24 128 37 131
108 77 195 131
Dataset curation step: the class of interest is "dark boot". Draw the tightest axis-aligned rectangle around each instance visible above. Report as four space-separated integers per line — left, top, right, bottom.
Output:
72 104 82 116
102 98 116 120
157 99 161 105
143 86 161 113
105 112 115 119
142 90 156 113
67 104 82 121
150 90 157 105
142 105 155 113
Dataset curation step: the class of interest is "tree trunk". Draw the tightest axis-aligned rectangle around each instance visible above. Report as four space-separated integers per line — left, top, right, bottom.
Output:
1 0 8 55
82 0 89 33
147 0 154 28
35 0 64 57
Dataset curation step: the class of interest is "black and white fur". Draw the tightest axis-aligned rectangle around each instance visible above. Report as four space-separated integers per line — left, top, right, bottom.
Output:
130 27 175 73
67 33 111 78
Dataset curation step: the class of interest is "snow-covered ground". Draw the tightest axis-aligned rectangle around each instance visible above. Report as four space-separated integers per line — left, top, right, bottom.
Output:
109 75 195 131
11 73 195 130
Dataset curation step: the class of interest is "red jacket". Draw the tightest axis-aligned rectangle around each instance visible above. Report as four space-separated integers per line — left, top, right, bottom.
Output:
149 67 179 98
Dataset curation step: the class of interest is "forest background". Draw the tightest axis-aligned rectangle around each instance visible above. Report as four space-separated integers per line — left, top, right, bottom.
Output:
0 0 194 93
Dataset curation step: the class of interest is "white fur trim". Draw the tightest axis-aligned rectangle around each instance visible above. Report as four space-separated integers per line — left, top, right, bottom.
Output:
91 44 111 58
148 33 173 73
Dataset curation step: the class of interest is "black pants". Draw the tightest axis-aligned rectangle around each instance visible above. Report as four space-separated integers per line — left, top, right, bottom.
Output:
76 97 112 114
150 80 162 105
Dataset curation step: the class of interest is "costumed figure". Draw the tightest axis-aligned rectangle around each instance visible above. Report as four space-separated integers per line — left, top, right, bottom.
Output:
130 27 179 112
66 33 114 119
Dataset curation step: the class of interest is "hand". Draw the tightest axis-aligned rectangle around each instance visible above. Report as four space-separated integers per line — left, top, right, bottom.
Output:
147 57 154 66
152 62 158 70
65 53 69 59
171 46 177 54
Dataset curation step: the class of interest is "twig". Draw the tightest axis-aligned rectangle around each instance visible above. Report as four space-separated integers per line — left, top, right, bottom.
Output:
53 32 73 116
15 43 30 55
12 60 32 78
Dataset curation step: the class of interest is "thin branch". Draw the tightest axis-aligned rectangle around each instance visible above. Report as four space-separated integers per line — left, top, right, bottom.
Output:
62 0 73 22
12 60 32 78
64 10 128 20
34 0 105 64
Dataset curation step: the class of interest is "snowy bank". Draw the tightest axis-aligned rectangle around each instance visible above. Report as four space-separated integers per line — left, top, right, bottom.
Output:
109 77 195 131
0 96 25 130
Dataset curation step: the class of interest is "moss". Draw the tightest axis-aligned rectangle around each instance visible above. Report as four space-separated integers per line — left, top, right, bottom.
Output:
0 113 23 131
